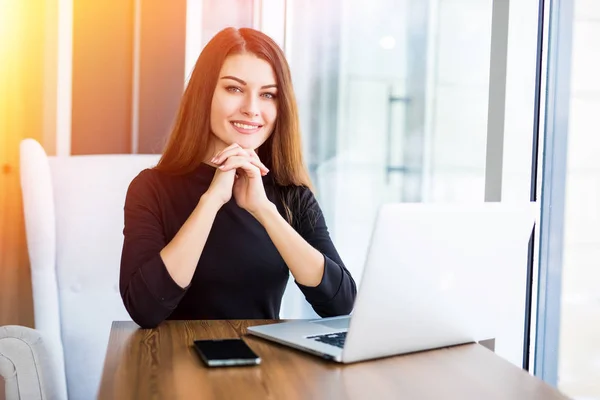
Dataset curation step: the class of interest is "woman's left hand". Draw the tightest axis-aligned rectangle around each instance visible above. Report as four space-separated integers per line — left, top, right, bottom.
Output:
212 145 273 216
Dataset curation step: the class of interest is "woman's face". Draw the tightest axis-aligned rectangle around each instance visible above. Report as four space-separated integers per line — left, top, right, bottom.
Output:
209 53 278 153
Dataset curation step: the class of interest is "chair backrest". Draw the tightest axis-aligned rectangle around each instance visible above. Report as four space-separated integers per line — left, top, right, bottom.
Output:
0 325 65 400
20 139 160 400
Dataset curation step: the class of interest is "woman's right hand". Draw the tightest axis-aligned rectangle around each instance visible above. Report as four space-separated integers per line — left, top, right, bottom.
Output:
204 165 236 206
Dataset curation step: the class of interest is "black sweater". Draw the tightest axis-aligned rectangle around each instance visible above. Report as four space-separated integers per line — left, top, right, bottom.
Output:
119 163 357 328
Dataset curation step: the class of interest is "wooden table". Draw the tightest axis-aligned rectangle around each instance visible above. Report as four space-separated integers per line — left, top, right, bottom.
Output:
0 374 4 400
99 320 569 400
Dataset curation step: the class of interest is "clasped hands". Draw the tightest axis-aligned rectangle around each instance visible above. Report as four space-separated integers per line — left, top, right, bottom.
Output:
204 143 273 217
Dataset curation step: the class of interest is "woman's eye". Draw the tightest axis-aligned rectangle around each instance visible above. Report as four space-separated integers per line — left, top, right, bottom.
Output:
262 92 277 100
226 86 242 93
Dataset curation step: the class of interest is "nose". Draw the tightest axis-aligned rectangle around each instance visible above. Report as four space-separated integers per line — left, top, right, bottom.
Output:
240 95 259 118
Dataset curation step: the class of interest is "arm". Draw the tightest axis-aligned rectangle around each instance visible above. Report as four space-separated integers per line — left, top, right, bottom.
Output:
119 172 222 328
159 194 222 287
254 203 325 286
253 188 357 317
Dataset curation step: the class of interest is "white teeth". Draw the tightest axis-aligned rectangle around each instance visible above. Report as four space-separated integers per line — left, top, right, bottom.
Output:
232 122 260 130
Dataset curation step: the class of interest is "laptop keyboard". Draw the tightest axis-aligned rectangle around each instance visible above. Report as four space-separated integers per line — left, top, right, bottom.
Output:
307 331 347 348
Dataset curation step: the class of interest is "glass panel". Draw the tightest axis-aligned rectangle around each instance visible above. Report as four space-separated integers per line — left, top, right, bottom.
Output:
286 0 495 312
282 0 540 368
201 0 254 48
558 0 600 397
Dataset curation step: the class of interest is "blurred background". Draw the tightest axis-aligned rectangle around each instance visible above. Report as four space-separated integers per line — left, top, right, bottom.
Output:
0 0 598 397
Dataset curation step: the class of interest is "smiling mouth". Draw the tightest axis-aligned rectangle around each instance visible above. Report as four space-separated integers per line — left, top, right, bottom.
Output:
231 121 263 134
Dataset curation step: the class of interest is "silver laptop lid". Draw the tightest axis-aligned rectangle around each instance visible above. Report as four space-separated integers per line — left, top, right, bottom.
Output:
341 202 535 363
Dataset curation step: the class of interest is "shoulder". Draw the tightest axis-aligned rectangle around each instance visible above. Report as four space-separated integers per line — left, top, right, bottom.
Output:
278 185 323 226
128 167 184 189
127 168 160 195
125 168 173 206
279 184 317 209
282 185 328 235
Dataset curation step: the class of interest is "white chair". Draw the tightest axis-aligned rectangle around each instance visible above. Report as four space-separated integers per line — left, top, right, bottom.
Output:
19 139 160 400
0 325 62 400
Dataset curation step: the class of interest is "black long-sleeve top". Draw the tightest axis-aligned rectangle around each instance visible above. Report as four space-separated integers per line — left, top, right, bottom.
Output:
119 163 357 328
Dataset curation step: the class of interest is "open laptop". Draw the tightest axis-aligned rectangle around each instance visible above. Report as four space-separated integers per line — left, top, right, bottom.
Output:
247 202 536 363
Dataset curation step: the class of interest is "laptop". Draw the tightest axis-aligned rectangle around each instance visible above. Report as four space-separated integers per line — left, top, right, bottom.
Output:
247 202 536 363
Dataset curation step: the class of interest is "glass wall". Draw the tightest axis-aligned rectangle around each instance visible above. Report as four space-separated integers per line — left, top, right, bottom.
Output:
200 0 254 48
283 0 540 367
557 0 600 397
287 0 495 293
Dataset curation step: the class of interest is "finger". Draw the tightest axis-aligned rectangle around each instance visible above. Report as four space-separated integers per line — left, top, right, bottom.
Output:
243 149 269 175
211 145 241 163
218 157 262 178
245 154 269 175
215 150 269 175
246 148 259 158
245 148 262 163
218 156 259 172
211 143 241 162
217 152 268 175
239 154 269 175
212 147 248 165
216 143 240 157
251 159 269 176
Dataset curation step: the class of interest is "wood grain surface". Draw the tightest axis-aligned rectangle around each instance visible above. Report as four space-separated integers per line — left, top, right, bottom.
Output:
98 320 570 400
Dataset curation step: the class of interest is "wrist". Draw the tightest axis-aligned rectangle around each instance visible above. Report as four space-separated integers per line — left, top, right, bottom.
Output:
199 192 225 211
251 201 279 223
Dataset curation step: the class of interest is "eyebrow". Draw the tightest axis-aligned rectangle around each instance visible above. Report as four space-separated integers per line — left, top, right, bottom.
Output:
220 75 277 89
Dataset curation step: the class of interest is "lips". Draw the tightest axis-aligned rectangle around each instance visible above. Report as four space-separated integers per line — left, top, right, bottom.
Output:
230 121 263 134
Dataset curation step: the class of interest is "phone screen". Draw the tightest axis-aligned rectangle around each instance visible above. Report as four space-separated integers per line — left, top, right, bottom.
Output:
193 339 261 367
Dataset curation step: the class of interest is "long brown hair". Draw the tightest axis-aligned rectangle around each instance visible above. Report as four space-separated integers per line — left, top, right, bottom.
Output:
156 27 312 195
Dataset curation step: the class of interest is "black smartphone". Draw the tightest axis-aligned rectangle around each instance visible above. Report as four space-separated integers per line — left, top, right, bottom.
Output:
193 339 261 367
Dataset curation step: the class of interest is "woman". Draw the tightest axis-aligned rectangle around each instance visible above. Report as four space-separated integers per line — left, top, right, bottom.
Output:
120 27 356 329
